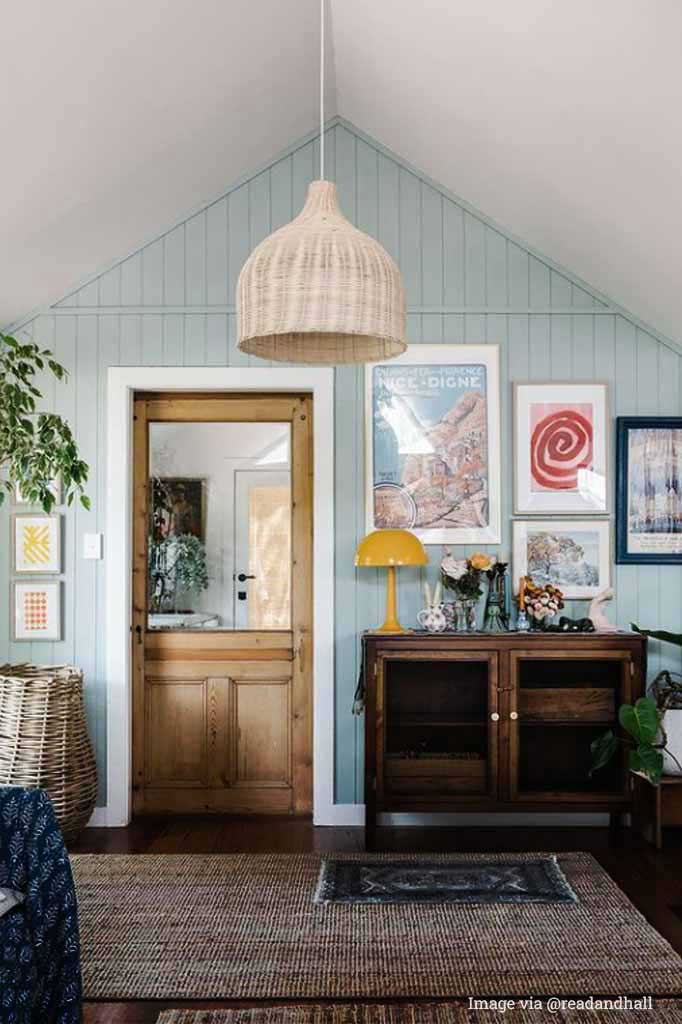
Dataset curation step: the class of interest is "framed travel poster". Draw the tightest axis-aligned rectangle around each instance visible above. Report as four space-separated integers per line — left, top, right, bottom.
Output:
12 581 62 642
514 382 609 514
12 514 61 574
365 344 501 544
513 519 610 600
616 416 682 563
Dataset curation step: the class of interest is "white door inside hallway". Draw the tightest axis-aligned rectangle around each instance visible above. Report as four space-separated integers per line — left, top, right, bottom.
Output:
234 470 291 630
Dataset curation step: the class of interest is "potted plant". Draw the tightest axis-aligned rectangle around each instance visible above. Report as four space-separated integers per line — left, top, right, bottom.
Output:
590 696 682 785
1 332 89 510
149 533 209 614
632 625 682 777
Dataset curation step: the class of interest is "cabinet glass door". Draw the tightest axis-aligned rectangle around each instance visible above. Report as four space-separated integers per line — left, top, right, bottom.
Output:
380 653 499 803
509 652 631 801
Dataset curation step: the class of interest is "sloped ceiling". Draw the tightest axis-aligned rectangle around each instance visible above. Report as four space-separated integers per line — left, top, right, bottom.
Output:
3 0 681 344
0 0 331 326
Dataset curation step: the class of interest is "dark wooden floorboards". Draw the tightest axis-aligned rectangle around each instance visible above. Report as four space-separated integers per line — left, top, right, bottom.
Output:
71 817 682 1023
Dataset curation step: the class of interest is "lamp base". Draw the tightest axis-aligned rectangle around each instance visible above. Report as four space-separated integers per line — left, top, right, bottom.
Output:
377 568 406 633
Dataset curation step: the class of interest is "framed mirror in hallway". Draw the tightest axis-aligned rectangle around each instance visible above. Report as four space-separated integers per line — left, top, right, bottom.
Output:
131 392 313 816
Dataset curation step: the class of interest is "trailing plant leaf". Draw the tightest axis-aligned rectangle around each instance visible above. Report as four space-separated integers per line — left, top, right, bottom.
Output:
589 730 619 777
632 624 682 647
1 332 90 513
591 695 676 785
619 697 659 745
628 745 663 786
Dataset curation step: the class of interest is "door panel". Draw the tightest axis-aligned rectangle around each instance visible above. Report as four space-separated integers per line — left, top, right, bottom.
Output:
233 680 290 787
132 393 312 816
376 650 500 806
146 679 207 787
508 649 632 803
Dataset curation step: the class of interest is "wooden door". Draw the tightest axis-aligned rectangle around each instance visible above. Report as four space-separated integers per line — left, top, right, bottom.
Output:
132 393 313 815
506 647 635 804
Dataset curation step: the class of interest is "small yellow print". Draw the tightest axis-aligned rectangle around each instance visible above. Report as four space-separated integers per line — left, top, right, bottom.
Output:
14 514 60 574
22 524 51 564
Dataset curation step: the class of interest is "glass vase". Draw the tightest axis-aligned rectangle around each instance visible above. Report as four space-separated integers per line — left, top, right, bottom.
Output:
441 601 458 632
459 598 478 633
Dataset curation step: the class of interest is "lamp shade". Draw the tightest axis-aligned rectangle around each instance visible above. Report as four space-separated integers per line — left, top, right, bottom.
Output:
355 529 428 568
237 181 407 365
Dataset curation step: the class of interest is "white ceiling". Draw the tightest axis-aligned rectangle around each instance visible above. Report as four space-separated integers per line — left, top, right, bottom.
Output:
0 0 327 327
3 0 682 345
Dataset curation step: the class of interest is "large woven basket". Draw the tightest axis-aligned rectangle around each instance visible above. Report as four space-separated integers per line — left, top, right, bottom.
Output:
0 664 97 841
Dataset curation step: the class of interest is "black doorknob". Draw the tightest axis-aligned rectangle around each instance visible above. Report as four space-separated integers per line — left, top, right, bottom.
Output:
237 573 256 583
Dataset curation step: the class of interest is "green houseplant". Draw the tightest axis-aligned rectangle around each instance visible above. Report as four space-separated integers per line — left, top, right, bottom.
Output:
590 623 682 785
1 332 89 511
148 533 209 614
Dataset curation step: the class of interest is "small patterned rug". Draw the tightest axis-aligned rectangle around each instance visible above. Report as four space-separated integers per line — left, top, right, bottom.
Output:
156 1003 682 1023
72 851 682 1000
314 856 577 905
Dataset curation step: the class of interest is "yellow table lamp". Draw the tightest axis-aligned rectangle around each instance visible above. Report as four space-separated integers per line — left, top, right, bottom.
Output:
355 529 428 633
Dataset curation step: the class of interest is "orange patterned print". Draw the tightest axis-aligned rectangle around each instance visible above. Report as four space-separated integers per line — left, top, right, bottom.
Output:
23 591 49 631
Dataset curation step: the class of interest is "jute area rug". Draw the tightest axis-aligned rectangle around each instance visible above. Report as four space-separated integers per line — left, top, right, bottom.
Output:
72 852 682 1000
155 1005 682 1024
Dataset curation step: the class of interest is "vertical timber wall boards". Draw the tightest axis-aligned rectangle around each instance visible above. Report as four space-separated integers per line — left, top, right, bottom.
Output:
3 118 681 807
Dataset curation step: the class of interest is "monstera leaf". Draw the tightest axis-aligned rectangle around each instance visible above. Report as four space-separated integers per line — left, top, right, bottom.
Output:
628 746 664 786
619 697 659 745
632 624 682 648
589 731 619 777
591 698 666 786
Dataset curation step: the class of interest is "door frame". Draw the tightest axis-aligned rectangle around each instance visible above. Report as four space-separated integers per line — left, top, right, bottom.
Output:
105 366 334 827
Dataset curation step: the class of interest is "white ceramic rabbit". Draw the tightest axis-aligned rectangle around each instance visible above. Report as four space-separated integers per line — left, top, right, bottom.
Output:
417 581 447 632
588 587 618 632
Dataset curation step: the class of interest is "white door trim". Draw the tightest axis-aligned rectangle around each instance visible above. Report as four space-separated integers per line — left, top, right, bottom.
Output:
104 366 337 826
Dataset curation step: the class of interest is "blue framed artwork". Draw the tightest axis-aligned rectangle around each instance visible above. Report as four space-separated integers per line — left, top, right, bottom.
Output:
364 344 501 545
616 416 682 564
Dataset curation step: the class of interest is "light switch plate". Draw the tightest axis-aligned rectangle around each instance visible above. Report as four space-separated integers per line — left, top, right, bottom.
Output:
83 533 103 560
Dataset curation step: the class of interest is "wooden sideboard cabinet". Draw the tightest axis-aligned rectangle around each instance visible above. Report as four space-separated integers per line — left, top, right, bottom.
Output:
362 631 647 830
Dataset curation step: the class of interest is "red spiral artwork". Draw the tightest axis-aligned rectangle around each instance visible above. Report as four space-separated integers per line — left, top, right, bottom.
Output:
530 404 593 491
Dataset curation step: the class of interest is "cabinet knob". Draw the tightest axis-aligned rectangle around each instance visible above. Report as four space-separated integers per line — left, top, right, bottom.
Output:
510 711 519 721
490 712 500 722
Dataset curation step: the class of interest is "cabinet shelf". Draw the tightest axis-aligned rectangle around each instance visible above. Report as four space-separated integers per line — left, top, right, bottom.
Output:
519 719 614 728
393 715 487 727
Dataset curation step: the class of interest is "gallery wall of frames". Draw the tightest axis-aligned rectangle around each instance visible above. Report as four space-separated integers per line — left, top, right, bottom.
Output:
367 349 682 610
10 483 63 642
3 120 682 806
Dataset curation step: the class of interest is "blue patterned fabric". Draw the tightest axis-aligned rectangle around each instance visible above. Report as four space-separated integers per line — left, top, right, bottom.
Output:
0 788 82 1023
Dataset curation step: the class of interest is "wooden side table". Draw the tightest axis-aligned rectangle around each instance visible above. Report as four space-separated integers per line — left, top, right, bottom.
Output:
631 771 682 849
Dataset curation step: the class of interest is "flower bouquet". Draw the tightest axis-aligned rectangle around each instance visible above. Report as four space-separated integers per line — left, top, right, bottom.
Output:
524 579 565 630
441 550 494 631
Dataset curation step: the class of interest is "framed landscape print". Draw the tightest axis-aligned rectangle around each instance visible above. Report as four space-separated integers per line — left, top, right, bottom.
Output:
12 582 62 641
513 519 610 600
365 344 501 544
616 416 682 563
514 382 609 514
12 514 61 574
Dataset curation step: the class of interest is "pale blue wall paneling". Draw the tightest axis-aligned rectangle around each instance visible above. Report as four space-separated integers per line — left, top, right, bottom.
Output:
3 121 681 808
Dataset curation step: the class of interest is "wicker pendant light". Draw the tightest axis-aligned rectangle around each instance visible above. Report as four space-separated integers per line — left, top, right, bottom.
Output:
236 3 407 365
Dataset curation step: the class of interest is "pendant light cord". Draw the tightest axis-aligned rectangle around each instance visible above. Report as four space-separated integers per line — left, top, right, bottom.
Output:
320 0 325 180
